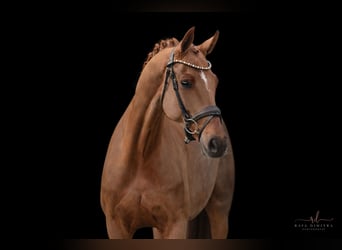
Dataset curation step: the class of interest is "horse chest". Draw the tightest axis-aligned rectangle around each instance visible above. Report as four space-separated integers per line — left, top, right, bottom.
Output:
131 156 219 220
115 165 217 230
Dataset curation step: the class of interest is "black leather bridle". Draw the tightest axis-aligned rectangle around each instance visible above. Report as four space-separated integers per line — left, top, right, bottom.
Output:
162 50 222 144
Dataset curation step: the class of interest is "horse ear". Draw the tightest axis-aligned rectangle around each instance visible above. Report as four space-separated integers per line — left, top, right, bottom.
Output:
180 26 195 53
199 30 219 56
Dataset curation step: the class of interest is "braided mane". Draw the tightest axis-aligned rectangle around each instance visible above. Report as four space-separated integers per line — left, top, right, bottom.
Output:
142 37 179 69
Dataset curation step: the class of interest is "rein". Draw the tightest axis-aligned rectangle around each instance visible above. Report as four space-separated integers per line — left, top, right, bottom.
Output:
162 50 222 144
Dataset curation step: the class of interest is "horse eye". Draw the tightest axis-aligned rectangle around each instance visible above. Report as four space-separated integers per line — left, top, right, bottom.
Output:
181 80 192 88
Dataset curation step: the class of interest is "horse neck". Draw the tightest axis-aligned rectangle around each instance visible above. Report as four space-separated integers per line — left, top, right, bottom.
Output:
122 54 169 160
136 91 164 157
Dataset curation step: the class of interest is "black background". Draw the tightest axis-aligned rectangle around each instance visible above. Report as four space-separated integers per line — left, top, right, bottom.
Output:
28 3 341 241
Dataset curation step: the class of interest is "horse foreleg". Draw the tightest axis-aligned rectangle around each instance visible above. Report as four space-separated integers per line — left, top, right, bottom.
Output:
105 216 132 239
156 219 188 239
205 208 228 239
152 227 163 239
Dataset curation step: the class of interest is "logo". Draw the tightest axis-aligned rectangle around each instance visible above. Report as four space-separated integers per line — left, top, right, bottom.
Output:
293 210 334 232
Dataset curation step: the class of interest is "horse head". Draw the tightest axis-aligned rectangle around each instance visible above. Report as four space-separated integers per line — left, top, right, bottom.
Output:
162 27 229 158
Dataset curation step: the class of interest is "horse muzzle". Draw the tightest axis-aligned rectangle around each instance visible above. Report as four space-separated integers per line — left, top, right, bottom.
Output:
206 136 228 158
200 116 229 158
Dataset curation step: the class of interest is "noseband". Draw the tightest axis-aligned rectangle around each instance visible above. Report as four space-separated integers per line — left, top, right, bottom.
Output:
162 50 222 144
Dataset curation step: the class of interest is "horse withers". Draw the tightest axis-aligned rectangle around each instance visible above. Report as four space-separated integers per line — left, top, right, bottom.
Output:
100 27 235 239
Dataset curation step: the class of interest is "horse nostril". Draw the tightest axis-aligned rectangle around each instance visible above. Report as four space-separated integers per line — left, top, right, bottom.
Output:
209 138 218 153
207 136 227 158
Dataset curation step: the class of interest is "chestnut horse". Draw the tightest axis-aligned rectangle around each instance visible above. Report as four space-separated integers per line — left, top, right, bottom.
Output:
100 27 235 239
